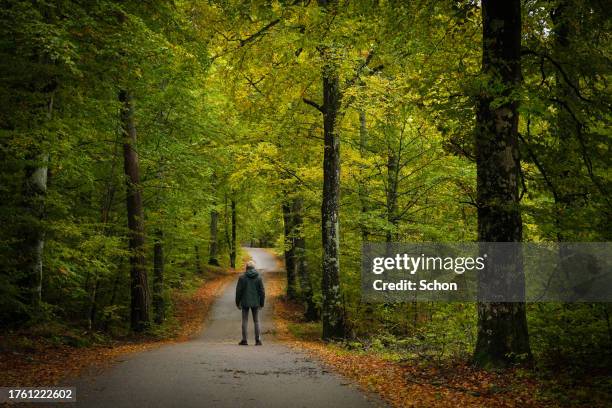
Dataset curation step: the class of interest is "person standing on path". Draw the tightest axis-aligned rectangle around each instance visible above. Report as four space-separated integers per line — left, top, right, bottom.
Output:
235 260 265 345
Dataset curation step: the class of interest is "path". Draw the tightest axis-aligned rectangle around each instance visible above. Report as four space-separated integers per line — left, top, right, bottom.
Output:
70 248 385 407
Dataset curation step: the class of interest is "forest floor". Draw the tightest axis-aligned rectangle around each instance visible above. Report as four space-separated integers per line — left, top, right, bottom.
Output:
268 253 610 408
0 265 236 388
2 252 608 407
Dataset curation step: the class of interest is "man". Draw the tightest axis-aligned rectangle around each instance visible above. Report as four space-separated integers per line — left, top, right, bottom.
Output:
235 260 265 345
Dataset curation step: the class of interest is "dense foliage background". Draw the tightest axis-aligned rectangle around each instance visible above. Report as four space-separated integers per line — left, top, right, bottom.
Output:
1 0 610 399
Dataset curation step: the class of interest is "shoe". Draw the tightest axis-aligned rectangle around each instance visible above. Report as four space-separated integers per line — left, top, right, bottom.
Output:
255 340 262 346
239 340 248 345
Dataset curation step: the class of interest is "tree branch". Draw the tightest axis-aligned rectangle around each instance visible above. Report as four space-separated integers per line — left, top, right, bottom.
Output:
302 98 324 113
522 48 592 103
518 119 560 202
345 49 383 88
239 19 280 47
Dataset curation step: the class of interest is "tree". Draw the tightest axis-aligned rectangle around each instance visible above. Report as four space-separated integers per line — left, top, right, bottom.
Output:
120 89 150 332
282 199 298 299
472 0 532 368
20 109 51 312
292 196 318 321
153 229 164 324
208 200 220 266
316 0 346 340
224 192 238 269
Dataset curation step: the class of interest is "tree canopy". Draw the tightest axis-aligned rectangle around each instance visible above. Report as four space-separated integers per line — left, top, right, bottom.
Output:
1 0 610 392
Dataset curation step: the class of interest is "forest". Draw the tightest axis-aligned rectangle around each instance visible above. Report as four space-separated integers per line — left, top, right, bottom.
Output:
0 0 610 406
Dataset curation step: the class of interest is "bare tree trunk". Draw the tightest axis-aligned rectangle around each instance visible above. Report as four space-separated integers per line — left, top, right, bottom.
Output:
120 89 150 332
282 201 297 299
472 0 531 368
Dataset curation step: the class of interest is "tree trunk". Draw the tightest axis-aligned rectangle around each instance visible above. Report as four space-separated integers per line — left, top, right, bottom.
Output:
20 92 53 312
358 110 370 241
282 201 297 299
21 153 48 311
385 149 399 243
472 0 532 368
230 198 237 268
195 245 203 274
320 40 346 340
120 89 150 332
88 277 99 331
223 195 231 265
16 1 60 316
292 197 318 320
208 203 220 266
90 125 120 330
153 229 164 324
102 262 123 332
551 0 582 242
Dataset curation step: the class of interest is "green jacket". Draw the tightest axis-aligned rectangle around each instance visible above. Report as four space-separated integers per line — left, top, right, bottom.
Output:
235 267 265 308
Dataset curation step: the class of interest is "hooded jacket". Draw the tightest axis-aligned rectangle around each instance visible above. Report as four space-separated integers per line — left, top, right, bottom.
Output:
235 266 265 308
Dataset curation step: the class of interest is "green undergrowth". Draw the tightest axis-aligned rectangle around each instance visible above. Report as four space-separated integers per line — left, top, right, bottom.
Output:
284 302 612 407
1 263 231 352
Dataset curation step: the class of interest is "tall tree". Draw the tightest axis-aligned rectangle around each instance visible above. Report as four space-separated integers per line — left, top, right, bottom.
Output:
14 2 58 314
20 98 51 312
472 0 532 367
153 229 164 324
230 197 237 269
357 110 370 241
208 201 220 266
385 142 399 243
282 200 298 299
292 196 318 320
317 0 345 340
120 89 150 332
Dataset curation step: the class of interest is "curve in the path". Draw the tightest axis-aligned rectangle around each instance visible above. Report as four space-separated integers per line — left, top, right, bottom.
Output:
70 248 386 408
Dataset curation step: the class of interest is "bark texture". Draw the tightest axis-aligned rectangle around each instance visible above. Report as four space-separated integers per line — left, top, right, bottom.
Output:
320 44 345 340
120 89 150 332
472 0 531 368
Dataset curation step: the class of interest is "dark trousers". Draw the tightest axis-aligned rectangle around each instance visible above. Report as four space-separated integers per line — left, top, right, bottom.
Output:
241 307 260 342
